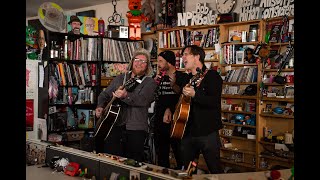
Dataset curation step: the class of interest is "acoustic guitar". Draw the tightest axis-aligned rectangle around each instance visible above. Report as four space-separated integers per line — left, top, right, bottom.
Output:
94 76 142 141
170 68 205 139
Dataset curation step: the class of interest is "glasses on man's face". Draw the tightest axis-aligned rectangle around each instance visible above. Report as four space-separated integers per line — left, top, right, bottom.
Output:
133 58 147 64
85 24 94 28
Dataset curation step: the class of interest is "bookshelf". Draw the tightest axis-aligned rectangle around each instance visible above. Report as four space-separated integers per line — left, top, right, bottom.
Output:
45 31 143 150
151 16 294 173
256 16 294 171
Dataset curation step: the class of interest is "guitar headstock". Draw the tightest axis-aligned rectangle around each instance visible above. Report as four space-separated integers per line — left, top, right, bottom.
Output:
188 68 203 84
124 76 142 92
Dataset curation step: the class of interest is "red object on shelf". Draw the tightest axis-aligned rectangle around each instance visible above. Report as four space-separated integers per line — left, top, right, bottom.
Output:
98 17 105 37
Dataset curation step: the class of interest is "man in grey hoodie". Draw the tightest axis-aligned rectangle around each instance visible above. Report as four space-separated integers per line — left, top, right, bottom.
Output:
95 48 157 162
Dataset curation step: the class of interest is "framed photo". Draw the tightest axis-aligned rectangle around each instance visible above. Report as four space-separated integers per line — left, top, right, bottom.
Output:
236 51 244 64
285 85 294 98
119 26 129 38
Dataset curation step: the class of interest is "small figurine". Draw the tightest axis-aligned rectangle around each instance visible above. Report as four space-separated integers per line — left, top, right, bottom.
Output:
126 0 148 40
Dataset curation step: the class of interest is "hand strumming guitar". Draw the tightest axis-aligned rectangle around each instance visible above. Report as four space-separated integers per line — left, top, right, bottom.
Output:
182 86 195 98
95 107 103 118
163 108 172 124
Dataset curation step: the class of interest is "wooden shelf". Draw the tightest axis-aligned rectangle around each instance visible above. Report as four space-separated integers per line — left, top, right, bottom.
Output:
203 47 215 50
220 158 256 169
263 83 294 86
159 47 183 50
260 113 294 119
223 82 257 85
141 31 156 35
221 110 256 115
222 122 256 128
263 68 294 72
261 97 294 102
220 135 256 142
221 63 257 67
259 155 294 163
204 59 219 62
259 141 276 145
156 24 219 32
222 42 259 46
219 19 261 26
269 42 294 46
221 147 256 155
222 94 257 99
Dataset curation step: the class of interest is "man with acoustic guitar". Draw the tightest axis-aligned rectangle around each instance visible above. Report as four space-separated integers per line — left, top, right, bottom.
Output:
95 48 157 162
153 50 188 169
178 45 223 174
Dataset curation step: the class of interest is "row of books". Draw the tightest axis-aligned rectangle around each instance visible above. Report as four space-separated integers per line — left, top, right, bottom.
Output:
102 39 144 62
158 28 219 49
66 37 100 61
49 62 97 87
224 67 258 83
50 86 95 105
222 44 244 65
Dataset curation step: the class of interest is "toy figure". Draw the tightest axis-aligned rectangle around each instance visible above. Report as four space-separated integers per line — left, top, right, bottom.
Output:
126 0 148 40
26 25 37 48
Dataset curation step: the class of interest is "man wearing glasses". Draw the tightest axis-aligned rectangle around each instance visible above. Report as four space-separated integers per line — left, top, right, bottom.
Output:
84 17 97 36
95 48 157 162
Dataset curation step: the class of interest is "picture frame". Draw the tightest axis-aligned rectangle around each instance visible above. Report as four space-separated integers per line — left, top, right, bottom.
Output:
236 51 244 64
285 85 294 98
119 26 129 38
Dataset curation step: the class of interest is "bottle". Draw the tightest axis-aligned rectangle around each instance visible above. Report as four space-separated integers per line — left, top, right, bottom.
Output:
63 36 69 60
88 110 94 128
54 43 60 59
50 41 55 58
98 17 105 37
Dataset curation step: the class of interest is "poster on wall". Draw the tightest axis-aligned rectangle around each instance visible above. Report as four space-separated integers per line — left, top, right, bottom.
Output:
36 118 47 141
26 99 34 131
26 60 38 99
66 15 98 36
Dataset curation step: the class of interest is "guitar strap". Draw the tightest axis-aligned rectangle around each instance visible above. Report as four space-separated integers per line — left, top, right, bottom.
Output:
122 71 147 88
195 68 209 87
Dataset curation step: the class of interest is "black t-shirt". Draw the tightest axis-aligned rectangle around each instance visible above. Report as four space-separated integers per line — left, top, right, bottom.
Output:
154 71 189 120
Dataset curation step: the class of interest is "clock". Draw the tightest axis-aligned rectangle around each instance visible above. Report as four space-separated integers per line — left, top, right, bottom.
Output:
216 0 237 14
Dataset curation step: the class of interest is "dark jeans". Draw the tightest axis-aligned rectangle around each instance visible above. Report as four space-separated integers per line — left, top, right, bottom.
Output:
104 126 147 162
180 131 222 174
154 121 182 169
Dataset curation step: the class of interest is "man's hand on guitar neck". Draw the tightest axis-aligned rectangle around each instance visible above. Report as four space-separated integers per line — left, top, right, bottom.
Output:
163 108 172 124
182 86 195 98
95 107 103 118
113 88 128 99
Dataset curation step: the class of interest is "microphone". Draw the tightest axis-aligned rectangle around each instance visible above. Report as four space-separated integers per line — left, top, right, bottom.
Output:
155 70 166 85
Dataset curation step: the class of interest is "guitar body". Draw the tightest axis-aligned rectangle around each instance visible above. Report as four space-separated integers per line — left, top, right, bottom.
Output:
94 75 143 141
170 95 191 139
94 103 121 141
170 68 208 139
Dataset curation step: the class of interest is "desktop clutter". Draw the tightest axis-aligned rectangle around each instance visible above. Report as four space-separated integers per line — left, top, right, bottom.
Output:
27 142 294 180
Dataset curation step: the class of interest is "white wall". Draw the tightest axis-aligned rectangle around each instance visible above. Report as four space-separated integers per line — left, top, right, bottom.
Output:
26 0 222 25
